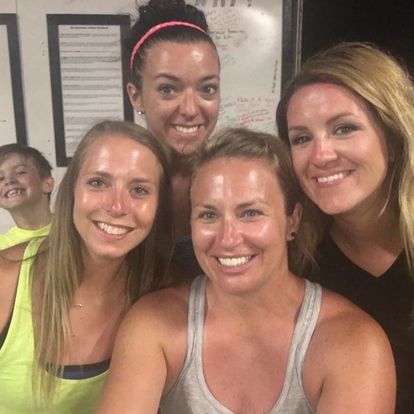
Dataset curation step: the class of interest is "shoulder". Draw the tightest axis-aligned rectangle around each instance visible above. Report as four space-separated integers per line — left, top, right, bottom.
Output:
314 288 391 357
0 244 28 329
303 287 396 412
305 287 393 390
0 242 27 271
120 282 191 342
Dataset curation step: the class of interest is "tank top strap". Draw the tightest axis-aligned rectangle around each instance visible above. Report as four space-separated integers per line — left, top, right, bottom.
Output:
273 279 321 412
173 275 206 381
295 280 322 363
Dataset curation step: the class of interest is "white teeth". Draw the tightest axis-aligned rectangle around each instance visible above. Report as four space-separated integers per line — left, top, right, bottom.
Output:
6 188 23 198
175 125 198 134
96 222 129 235
316 172 347 184
218 256 252 267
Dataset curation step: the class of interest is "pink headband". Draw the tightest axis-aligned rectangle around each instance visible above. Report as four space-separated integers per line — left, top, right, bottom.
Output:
129 21 207 70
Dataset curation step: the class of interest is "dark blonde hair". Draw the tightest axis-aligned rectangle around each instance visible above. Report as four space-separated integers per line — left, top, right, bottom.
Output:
32 120 174 405
276 42 414 275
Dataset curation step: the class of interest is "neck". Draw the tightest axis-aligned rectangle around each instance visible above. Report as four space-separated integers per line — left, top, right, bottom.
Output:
11 202 52 230
205 270 304 322
172 173 192 238
75 255 127 308
171 151 193 176
331 203 400 246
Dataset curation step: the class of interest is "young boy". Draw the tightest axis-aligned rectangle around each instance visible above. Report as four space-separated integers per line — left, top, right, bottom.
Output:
0 143 54 250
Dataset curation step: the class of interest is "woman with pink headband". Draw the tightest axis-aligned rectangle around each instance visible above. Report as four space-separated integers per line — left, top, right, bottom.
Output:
126 0 220 281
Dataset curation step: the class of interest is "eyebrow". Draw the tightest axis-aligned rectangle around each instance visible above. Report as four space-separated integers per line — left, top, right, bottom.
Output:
154 73 219 82
193 199 266 209
87 171 155 184
288 111 356 132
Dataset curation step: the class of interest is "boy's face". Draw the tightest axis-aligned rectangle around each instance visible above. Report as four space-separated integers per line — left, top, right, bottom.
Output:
0 153 53 212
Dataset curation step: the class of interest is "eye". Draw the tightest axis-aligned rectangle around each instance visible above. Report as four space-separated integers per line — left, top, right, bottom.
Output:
242 209 262 219
197 210 217 221
334 124 358 136
200 83 219 97
289 134 311 146
158 84 176 96
16 169 27 176
87 178 105 188
131 186 149 197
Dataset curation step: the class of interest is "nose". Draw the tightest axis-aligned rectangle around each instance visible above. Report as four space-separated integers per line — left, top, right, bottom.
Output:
4 172 18 185
180 89 198 118
218 216 242 248
310 137 338 166
105 187 129 216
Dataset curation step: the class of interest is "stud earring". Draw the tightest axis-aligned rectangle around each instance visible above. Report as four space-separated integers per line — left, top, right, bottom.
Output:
137 110 145 116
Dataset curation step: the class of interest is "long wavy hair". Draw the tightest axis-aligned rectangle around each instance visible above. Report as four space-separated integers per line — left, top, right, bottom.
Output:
31 120 174 406
276 42 414 276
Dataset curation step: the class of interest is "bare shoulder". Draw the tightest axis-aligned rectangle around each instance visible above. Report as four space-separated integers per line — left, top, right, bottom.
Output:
304 287 395 412
120 282 191 341
315 288 389 348
0 242 26 265
0 243 27 330
0 243 26 284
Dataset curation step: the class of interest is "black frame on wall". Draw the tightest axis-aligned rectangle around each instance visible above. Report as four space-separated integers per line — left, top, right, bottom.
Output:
47 14 132 167
0 13 27 145
281 0 303 92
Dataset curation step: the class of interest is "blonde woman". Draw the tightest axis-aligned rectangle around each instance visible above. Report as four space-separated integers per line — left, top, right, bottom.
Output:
276 42 414 413
0 121 173 412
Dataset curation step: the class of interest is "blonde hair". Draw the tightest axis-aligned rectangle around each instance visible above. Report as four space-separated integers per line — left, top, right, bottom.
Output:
276 42 414 276
31 121 174 406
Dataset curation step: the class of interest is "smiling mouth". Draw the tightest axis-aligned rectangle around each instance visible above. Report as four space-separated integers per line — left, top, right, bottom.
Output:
95 221 131 236
217 256 253 267
174 125 200 134
314 171 352 184
5 188 24 198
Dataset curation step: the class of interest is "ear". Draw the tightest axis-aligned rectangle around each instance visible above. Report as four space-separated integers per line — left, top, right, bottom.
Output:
286 202 302 241
41 176 55 195
127 82 144 113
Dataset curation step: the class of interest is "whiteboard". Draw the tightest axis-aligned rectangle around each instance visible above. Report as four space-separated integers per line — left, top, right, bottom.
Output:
0 0 301 231
134 0 301 134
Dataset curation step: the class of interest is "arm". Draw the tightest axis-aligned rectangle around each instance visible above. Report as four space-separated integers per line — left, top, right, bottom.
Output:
94 295 169 414
313 310 396 414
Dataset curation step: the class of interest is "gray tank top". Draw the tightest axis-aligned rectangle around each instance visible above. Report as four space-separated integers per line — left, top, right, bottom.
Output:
159 276 321 414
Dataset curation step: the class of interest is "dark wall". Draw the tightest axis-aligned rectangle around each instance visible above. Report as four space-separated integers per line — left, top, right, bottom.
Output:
301 0 414 74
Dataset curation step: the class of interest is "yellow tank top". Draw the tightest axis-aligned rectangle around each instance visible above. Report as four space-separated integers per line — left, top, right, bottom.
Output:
0 238 107 413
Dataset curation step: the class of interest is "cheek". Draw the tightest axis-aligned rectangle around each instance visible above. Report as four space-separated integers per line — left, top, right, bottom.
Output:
205 101 219 121
192 224 216 251
136 196 159 225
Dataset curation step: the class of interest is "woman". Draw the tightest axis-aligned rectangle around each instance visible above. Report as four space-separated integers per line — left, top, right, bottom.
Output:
0 121 173 413
95 128 395 413
126 0 220 278
276 42 414 413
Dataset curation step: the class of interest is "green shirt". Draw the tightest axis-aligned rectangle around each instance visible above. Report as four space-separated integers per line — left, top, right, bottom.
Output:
0 224 50 250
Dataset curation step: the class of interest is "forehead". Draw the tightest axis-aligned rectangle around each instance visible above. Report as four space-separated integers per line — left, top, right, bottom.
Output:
289 82 368 113
0 153 32 169
143 41 219 75
80 134 161 173
192 156 283 201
